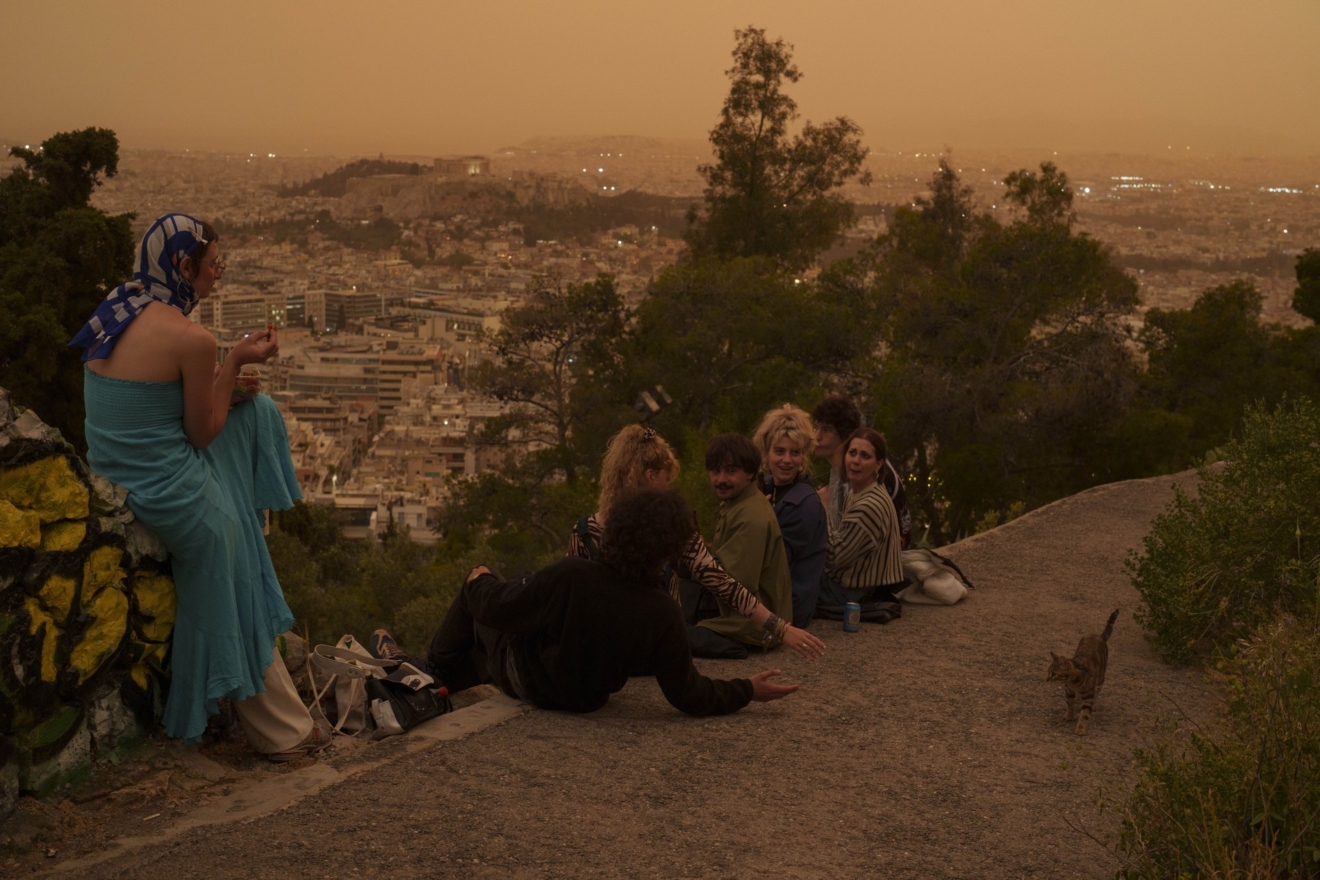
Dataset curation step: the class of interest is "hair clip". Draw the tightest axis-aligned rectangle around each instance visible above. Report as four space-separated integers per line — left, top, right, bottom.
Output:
641 426 656 442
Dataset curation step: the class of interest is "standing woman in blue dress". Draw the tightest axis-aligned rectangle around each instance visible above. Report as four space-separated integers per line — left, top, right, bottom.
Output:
71 214 325 761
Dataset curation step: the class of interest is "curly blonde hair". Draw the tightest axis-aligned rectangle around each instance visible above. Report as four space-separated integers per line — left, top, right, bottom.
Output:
752 404 816 479
596 424 680 522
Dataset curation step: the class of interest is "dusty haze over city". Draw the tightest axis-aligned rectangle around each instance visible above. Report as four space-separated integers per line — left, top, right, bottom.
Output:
5 8 1320 875
3 0 1319 157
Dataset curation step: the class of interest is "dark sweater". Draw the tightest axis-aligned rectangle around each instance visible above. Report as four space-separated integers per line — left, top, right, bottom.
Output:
465 557 754 716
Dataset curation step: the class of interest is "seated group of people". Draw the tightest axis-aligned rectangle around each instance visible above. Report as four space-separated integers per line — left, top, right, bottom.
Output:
383 394 915 720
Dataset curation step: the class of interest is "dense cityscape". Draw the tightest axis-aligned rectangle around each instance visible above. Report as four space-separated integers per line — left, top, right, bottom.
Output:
6 138 1308 542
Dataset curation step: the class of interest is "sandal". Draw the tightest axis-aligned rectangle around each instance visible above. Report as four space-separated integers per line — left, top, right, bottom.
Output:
268 724 332 763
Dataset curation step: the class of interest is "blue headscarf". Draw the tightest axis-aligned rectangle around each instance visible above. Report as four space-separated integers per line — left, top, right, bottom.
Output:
70 213 212 362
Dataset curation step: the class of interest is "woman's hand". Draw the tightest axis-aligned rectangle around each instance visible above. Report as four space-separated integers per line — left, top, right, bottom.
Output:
783 624 826 659
228 327 279 369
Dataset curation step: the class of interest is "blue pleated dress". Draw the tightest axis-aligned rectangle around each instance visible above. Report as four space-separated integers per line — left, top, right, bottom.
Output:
84 370 303 743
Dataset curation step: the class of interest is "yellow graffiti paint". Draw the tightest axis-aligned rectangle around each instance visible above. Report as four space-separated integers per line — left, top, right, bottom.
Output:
130 572 177 632
0 456 90 523
24 597 60 683
69 586 129 685
0 499 40 548
40 520 86 552
133 637 169 673
129 663 149 690
129 571 176 674
82 545 126 603
38 574 77 623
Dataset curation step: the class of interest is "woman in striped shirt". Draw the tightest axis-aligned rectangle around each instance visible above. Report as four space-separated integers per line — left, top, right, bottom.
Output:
819 428 908 618
568 424 825 659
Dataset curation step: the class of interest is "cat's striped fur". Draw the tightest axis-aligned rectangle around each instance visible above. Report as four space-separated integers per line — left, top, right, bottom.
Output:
1047 609 1119 735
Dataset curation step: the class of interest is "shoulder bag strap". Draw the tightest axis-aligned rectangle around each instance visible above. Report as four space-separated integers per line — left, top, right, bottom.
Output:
928 548 976 590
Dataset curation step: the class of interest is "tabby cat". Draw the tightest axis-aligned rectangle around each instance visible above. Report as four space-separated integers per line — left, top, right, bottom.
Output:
1047 609 1119 735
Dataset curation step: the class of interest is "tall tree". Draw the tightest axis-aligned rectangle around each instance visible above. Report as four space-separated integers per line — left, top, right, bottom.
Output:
567 254 864 483
1112 279 1320 477
859 160 1140 542
626 258 845 438
1292 247 1320 323
0 128 133 450
468 273 628 484
685 26 871 272
1139 281 1276 447
1002 161 1075 227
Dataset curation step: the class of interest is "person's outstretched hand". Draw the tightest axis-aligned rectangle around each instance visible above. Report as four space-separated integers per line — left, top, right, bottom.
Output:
749 669 798 702
465 565 493 585
782 625 825 659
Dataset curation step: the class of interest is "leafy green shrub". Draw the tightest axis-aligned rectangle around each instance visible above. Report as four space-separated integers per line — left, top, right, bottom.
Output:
1128 397 1320 664
386 548 491 658
1118 615 1320 879
268 501 449 648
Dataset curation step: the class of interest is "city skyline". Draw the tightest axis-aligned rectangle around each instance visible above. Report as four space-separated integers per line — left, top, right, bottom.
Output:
3 0 1319 157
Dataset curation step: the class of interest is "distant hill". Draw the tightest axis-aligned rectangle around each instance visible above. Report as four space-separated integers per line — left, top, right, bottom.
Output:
515 189 692 243
279 159 425 198
332 171 694 242
494 134 710 158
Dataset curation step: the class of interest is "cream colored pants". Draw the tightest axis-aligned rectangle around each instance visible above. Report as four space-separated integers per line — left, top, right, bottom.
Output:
233 647 314 753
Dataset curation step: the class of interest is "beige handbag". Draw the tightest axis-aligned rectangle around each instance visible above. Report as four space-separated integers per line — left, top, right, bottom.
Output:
307 635 390 737
899 548 973 605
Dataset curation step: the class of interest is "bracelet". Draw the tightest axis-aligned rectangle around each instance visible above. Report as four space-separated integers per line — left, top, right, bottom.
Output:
762 613 780 634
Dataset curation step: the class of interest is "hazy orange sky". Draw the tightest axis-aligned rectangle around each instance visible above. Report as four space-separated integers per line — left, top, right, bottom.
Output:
4 0 1318 157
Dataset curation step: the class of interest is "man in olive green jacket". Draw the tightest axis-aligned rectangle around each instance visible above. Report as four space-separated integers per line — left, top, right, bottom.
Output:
696 434 794 650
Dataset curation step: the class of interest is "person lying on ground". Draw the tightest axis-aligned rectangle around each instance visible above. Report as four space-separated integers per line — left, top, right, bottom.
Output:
567 424 824 660
408 489 799 716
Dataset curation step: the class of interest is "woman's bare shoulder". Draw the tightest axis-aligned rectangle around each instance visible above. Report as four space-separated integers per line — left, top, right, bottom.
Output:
142 305 212 347
90 304 212 380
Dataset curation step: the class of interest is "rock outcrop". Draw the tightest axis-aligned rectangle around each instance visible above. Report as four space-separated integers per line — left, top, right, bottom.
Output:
0 387 174 818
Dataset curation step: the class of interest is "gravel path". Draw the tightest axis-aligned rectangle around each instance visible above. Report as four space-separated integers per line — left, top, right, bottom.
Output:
30 471 1217 879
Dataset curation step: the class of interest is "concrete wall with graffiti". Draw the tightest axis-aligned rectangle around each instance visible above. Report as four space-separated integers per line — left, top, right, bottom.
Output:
1 388 174 817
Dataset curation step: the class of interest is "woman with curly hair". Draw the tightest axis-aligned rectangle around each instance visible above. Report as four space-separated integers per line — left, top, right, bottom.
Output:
568 424 824 659
753 404 828 628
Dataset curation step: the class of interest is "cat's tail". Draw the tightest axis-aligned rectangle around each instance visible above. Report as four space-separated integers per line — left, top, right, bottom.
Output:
1102 608 1120 642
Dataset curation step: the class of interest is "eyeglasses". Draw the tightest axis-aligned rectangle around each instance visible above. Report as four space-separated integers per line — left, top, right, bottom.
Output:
208 258 227 276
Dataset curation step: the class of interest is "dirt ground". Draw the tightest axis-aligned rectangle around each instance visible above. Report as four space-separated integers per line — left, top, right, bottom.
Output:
4 470 1219 880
